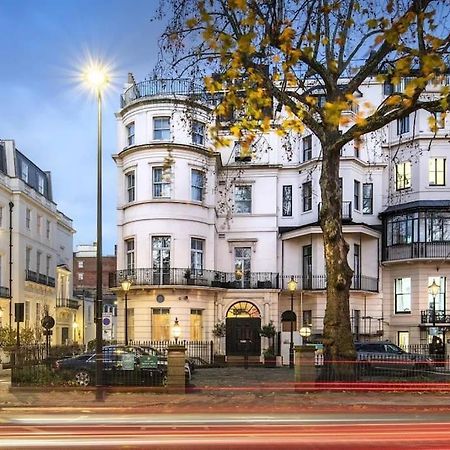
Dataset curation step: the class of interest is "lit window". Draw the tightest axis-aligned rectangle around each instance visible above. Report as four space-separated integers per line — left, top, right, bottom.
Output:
190 309 203 340
395 162 411 190
78 273 84 281
126 171 136 202
151 308 170 340
192 121 205 145
234 185 252 214
153 167 171 198
153 117 170 140
429 158 445 186
395 278 411 313
191 169 204 201
78 261 84 269
126 122 135 146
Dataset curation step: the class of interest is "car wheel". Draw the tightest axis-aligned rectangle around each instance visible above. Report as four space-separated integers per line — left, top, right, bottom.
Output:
74 370 91 386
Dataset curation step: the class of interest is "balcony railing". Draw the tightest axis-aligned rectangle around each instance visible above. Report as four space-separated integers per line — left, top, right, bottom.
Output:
421 310 450 325
25 270 55 287
318 201 352 221
0 286 9 298
281 274 379 292
121 79 207 108
56 298 80 309
383 242 450 262
109 268 279 290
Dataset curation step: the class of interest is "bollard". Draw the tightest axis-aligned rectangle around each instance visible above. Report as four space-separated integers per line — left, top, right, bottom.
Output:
167 345 186 394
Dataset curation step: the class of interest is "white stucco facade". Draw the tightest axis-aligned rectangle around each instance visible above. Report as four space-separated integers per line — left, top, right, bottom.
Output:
111 75 450 359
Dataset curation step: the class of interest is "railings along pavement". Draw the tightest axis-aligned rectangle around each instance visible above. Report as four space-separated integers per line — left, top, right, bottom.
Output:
131 340 213 366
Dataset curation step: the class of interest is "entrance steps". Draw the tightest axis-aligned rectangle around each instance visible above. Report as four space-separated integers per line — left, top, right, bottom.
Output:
226 355 262 367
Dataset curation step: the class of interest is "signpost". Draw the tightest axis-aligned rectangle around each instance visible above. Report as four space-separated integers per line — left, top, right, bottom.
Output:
41 315 55 358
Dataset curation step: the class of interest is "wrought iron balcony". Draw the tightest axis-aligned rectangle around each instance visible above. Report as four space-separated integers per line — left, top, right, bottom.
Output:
25 270 55 287
56 298 80 309
109 268 279 290
0 286 9 298
383 242 450 262
281 274 379 292
121 79 207 108
421 310 450 325
318 201 352 221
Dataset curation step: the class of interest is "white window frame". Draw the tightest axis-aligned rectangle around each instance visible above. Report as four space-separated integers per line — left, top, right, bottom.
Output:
152 167 171 198
395 278 411 314
21 161 29 183
395 162 411 190
125 238 135 270
429 158 446 186
234 185 252 214
37 174 45 194
192 120 205 145
191 238 205 274
126 122 135 146
191 169 204 202
153 117 171 141
397 115 410 135
126 170 136 202
26 208 31 230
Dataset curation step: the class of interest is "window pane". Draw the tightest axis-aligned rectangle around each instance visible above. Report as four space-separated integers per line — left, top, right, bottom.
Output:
282 185 292 216
395 278 411 313
362 183 373 214
235 186 251 214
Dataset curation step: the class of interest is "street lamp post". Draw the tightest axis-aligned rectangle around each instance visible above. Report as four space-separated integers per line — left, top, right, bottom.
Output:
173 317 181 344
429 279 440 327
121 279 131 345
83 63 109 397
287 276 298 368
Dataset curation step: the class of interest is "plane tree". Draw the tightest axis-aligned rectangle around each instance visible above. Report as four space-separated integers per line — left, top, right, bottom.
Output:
157 0 450 377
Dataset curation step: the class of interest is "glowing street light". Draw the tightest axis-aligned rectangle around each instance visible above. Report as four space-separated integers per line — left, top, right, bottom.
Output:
287 276 298 368
82 60 110 398
173 317 181 344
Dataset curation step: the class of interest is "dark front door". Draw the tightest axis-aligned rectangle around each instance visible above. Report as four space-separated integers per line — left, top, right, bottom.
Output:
226 318 261 356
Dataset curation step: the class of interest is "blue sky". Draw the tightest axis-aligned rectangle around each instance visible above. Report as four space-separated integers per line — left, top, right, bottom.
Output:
0 0 164 255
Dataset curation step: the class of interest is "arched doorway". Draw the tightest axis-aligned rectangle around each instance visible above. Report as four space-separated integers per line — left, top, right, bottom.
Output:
226 301 261 356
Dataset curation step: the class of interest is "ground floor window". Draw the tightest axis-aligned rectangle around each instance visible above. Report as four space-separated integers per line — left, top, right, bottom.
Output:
397 331 409 349
190 309 203 340
151 308 170 340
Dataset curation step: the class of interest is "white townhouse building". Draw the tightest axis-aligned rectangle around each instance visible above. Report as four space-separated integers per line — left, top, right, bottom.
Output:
0 140 76 345
110 74 450 362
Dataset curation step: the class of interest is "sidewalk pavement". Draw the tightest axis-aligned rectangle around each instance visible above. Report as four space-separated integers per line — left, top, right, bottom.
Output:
1 367 450 412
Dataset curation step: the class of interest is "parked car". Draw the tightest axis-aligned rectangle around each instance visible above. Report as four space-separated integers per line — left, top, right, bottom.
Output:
103 345 192 382
53 349 167 387
355 341 434 373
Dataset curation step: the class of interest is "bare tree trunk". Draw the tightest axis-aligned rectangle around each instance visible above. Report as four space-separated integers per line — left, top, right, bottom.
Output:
319 140 356 379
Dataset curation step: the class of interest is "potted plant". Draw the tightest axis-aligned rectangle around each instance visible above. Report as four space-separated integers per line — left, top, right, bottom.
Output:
260 321 277 367
212 321 226 365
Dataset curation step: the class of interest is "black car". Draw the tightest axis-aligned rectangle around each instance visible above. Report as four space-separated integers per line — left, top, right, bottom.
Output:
355 341 434 373
53 349 167 387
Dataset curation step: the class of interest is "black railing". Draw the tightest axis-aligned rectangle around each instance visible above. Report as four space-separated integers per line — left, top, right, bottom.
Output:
109 268 279 290
25 270 55 287
318 201 352 221
280 274 378 292
0 286 9 298
56 298 80 309
121 79 207 108
421 310 450 324
383 242 450 261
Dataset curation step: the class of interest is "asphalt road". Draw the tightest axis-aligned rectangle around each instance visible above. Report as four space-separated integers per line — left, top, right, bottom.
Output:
1 412 450 449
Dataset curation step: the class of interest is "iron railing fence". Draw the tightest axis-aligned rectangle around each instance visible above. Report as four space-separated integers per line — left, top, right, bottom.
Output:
25 270 55 287
130 340 214 365
280 274 379 292
121 79 208 108
383 242 450 262
421 310 450 324
316 355 450 382
109 268 279 290
0 285 9 298
318 201 352 221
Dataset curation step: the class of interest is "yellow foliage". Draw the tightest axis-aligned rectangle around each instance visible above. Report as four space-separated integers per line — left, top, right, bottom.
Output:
385 95 402 106
186 18 198 28
428 115 438 133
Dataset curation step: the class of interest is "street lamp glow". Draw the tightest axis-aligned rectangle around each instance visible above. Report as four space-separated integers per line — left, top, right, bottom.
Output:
429 279 440 297
287 276 298 292
173 317 181 344
121 279 132 292
83 64 110 91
